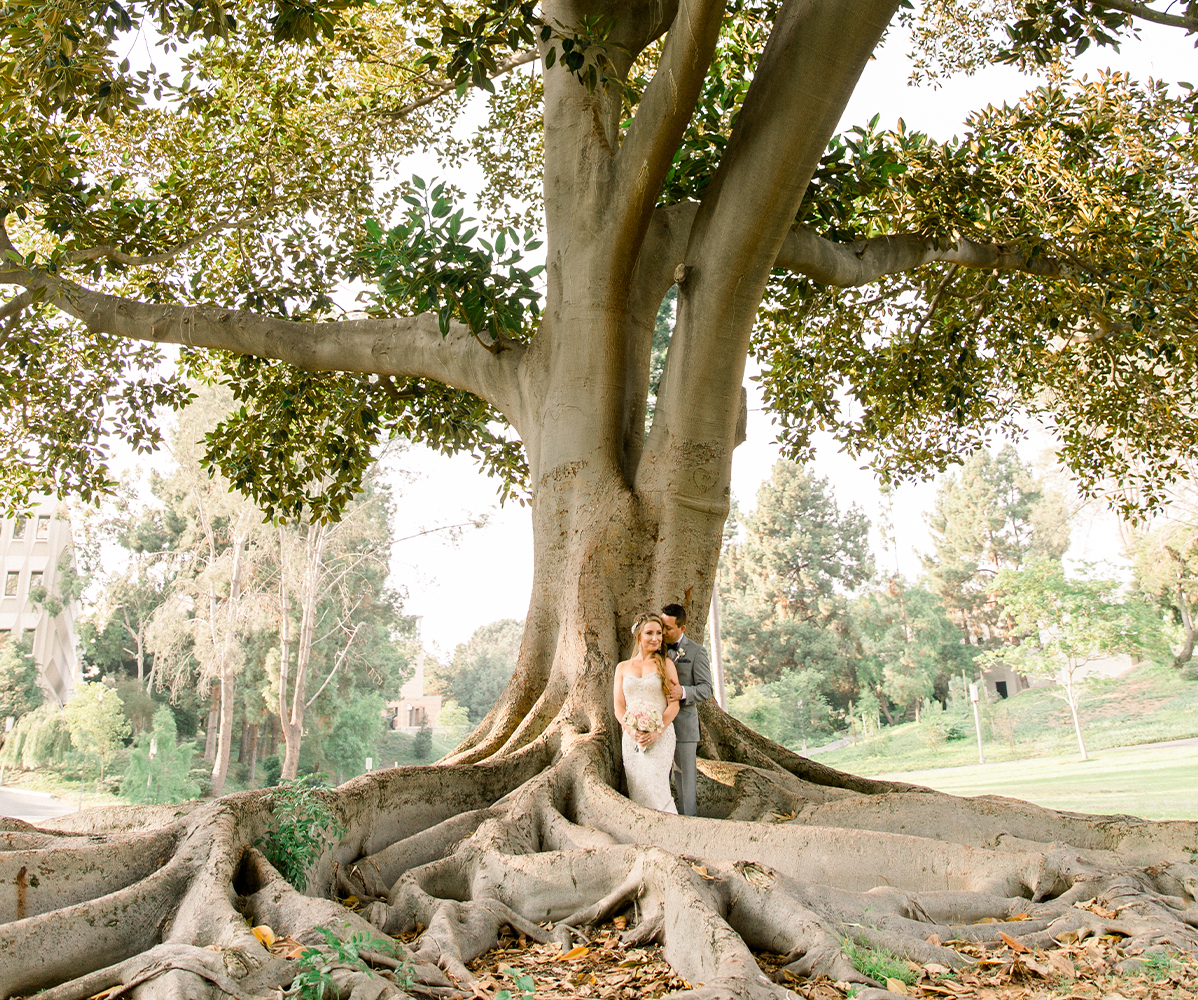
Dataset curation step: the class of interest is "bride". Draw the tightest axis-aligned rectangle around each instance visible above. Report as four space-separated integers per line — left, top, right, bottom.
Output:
613 612 682 813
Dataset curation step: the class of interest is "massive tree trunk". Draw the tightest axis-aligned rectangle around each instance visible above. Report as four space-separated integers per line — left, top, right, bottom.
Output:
3 1 1197 998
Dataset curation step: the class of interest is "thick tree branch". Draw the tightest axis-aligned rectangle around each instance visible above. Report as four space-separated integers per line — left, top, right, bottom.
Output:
1094 0 1198 31
773 227 1072 286
380 49 538 119
0 252 526 429
614 0 726 250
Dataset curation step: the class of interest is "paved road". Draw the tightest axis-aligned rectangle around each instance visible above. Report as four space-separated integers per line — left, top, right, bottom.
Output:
0 786 78 824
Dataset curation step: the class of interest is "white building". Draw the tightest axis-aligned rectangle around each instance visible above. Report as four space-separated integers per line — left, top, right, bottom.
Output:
0 500 82 705
386 650 442 730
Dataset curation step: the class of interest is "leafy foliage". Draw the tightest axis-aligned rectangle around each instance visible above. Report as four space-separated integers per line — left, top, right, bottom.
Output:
289 925 412 1000
360 178 543 347
441 618 523 724
0 702 72 770
756 74 1198 516
0 633 42 722
257 775 345 891
63 681 131 782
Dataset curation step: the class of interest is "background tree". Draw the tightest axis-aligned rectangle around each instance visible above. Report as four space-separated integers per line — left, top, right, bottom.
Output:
924 446 1072 646
986 560 1164 760
1132 508 1198 669
322 692 387 785
4 1 1198 996
851 581 972 722
79 490 184 685
438 618 524 724
274 470 412 780
63 680 132 785
146 390 273 796
0 633 42 723
719 461 872 703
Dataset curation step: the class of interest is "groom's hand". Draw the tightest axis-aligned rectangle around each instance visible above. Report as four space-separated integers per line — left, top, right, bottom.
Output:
667 681 684 703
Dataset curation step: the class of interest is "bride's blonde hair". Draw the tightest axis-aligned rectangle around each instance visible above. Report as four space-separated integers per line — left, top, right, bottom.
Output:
631 612 672 703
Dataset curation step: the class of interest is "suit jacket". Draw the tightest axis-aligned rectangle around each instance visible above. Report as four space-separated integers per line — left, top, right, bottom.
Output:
669 634 713 743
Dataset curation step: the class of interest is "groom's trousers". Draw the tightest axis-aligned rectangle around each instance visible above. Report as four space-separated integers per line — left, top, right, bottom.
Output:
674 740 698 816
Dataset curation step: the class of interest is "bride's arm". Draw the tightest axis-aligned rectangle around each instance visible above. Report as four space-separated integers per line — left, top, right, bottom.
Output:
661 661 682 728
613 662 629 734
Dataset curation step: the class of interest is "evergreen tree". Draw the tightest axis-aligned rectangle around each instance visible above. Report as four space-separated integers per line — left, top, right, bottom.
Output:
120 706 200 804
719 462 871 702
412 718 432 762
323 692 386 784
924 446 1071 646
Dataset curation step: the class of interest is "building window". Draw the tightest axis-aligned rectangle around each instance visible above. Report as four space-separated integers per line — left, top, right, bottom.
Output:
12 517 27 540
36 516 51 539
4 572 18 597
29 571 43 592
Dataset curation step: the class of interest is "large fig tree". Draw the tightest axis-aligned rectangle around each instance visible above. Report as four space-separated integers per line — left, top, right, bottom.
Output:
2 1 1198 998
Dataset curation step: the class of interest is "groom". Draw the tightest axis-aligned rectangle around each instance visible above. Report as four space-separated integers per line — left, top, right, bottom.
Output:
661 603 713 817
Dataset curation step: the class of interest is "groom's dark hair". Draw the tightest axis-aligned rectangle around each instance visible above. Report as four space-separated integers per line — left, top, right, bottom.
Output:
661 603 687 625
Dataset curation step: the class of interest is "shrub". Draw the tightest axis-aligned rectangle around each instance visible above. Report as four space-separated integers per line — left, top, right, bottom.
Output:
0 703 72 770
257 775 344 890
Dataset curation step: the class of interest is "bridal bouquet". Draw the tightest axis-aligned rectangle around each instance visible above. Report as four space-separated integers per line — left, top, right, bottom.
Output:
623 706 663 752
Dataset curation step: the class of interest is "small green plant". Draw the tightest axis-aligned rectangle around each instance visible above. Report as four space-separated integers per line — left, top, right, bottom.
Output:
1139 948 1181 980
495 967 536 1000
257 775 344 891
288 926 412 1000
841 938 917 986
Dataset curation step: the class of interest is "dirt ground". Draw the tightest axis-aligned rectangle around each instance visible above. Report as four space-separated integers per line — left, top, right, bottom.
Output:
452 918 1198 1000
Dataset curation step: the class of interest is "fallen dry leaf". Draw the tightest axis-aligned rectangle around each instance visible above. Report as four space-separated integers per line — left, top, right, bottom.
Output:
561 945 589 961
1047 951 1077 978
999 932 1029 954
251 925 276 947
926 933 943 946
885 977 910 995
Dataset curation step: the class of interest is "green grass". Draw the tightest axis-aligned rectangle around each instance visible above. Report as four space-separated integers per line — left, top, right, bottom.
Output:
816 660 1198 777
809 661 1198 821
841 939 918 986
865 742 1197 820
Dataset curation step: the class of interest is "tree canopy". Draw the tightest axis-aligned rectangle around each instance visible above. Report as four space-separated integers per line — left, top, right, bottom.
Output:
1 1 1196 522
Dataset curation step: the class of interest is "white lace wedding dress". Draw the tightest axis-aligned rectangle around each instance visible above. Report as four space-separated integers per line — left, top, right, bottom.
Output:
621 673 678 813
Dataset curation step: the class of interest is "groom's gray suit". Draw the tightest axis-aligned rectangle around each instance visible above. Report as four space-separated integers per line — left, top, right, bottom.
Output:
668 634 713 816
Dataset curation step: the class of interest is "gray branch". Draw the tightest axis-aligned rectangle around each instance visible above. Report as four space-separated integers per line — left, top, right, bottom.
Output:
773 227 1071 287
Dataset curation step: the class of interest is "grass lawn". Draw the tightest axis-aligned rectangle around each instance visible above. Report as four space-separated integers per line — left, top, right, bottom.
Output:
868 740 1198 820
811 660 1198 777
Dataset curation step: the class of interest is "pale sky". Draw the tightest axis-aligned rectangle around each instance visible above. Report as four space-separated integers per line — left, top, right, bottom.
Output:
388 21 1193 657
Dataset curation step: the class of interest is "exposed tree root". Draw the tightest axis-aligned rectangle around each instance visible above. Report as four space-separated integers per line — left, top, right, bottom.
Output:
2 719 1195 1000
